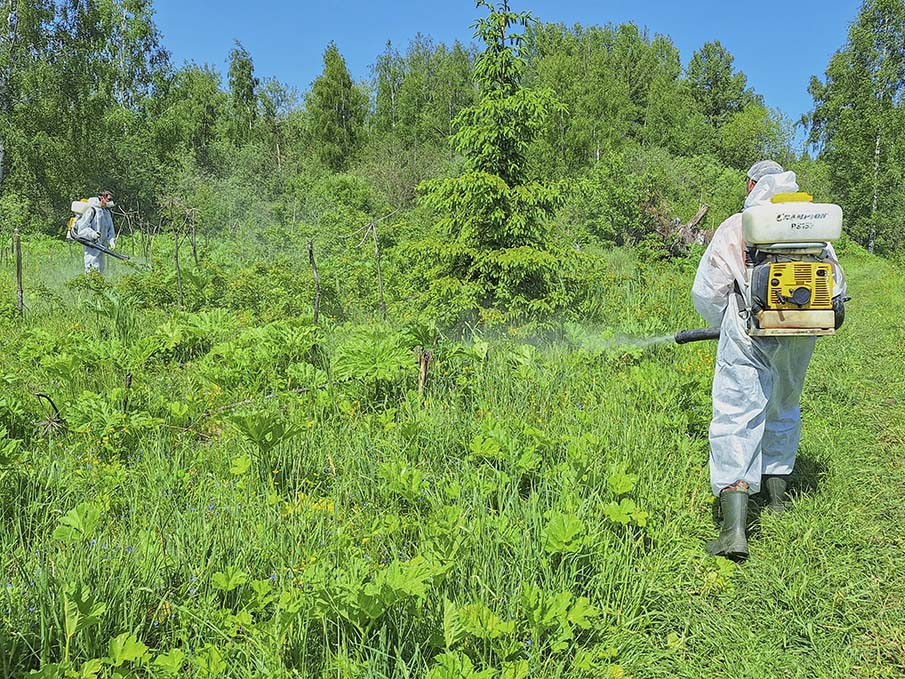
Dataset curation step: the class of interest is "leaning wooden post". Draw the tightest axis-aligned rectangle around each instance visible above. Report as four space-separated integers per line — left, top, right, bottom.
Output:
370 223 387 321
307 238 321 324
14 228 24 316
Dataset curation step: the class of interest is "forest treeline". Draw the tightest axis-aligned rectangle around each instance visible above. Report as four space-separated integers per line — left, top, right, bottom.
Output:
1 1 902 266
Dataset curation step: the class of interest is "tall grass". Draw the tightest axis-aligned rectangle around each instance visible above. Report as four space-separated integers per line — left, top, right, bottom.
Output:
0 236 902 677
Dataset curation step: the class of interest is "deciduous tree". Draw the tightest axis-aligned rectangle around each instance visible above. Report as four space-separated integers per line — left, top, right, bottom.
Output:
686 41 758 126
806 0 905 253
227 40 259 145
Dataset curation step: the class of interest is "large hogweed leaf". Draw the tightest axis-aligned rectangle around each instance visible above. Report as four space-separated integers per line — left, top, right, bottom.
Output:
53 502 102 544
542 512 587 554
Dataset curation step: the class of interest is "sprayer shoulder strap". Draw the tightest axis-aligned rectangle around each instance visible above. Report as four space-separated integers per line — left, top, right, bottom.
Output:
79 207 98 234
70 207 91 237
733 280 749 319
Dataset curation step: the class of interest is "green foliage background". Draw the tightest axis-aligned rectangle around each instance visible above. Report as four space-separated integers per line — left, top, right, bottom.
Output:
6 0 891 261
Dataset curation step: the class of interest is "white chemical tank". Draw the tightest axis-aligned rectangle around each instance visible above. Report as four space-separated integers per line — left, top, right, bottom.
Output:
71 200 92 215
743 194 843 244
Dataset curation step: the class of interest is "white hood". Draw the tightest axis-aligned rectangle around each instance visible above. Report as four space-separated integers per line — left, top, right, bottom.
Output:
744 170 799 209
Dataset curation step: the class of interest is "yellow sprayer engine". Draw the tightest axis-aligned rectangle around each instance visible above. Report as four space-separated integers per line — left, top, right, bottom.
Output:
742 193 843 337
674 193 846 346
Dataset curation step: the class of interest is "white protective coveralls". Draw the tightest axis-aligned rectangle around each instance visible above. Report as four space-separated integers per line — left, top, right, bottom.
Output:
75 197 116 274
692 171 846 496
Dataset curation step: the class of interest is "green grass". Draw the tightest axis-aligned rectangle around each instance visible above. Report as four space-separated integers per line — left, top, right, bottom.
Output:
0 237 902 678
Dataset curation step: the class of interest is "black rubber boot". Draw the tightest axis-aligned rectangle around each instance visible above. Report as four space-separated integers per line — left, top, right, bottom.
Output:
763 475 789 514
706 490 749 560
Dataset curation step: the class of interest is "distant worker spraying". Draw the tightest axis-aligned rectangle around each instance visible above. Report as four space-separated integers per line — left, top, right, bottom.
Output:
691 160 846 559
72 190 117 274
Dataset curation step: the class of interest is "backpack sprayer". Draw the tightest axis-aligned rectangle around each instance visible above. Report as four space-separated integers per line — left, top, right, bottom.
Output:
675 193 845 345
67 199 130 261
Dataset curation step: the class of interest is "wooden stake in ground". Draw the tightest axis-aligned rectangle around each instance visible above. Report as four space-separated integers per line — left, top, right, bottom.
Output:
418 348 433 397
370 223 387 321
123 372 133 413
174 227 184 308
14 228 23 316
308 238 321 324
189 209 199 267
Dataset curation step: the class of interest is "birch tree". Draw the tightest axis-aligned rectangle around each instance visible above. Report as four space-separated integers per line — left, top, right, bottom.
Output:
807 0 905 253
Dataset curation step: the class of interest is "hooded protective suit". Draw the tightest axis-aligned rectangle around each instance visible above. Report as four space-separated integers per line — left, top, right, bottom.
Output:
692 171 845 496
75 197 116 274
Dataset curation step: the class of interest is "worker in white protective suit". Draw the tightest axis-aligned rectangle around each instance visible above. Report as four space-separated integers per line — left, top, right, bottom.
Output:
75 190 117 274
691 160 846 559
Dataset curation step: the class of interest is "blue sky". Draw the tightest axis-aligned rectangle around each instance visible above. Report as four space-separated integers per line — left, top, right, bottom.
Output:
152 0 862 148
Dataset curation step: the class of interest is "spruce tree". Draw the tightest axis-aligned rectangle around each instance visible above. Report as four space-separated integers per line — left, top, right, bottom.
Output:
306 43 367 171
416 0 566 323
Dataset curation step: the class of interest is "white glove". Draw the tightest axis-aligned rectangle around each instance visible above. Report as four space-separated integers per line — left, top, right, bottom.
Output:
108 240 116 251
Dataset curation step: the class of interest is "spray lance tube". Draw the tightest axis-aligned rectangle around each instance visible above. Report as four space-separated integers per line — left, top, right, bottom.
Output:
70 236 130 261
674 328 720 344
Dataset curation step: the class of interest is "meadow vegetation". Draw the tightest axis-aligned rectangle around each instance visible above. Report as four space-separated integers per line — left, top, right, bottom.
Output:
2 0 905 676
1 232 904 678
